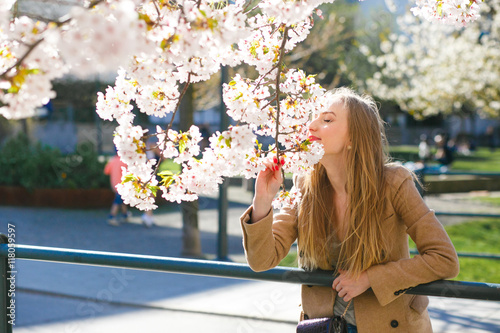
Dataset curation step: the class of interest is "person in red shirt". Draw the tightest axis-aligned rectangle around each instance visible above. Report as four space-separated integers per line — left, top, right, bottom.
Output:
104 153 131 226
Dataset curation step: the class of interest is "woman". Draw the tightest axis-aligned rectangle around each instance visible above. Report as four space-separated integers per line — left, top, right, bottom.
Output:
240 87 459 332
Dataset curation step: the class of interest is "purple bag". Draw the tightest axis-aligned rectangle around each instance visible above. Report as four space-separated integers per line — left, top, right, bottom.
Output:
296 299 351 333
296 315 348 333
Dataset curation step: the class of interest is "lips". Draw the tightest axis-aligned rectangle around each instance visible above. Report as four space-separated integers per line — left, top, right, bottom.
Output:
308 135 320 142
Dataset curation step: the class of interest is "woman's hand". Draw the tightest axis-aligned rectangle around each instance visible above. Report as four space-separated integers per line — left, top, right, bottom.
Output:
332 270 371 302
251 156 283 223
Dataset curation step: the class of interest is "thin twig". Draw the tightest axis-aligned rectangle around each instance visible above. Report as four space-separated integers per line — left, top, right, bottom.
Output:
0 38 44 80
146 73 193 187
87 0 106 8
274 26 289 186
2 0 108 79
252 62 280 93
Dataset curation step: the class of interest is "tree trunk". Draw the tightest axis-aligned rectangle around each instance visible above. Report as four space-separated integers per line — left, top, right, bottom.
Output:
178 85 203 258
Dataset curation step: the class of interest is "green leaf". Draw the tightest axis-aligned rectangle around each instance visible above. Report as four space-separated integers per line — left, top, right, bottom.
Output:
437 2 443 17
157 170 174 177
122 174 136 183
160 175 174 188
148 184 159 196
179 139 186 154
233 92 243 101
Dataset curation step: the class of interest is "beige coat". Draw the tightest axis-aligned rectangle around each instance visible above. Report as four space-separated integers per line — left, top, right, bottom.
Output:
240 164 459 332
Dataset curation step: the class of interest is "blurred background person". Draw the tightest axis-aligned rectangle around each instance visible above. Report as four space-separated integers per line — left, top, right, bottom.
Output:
104 150 131 226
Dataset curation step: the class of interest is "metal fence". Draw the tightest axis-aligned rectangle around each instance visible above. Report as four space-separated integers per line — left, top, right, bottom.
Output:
417 169 500 219
1 238 499 333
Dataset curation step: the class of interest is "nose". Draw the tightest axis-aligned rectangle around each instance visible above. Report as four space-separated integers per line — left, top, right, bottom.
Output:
308 118 318 132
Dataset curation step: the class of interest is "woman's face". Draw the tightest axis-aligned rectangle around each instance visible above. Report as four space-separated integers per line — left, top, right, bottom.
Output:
307 100 350 158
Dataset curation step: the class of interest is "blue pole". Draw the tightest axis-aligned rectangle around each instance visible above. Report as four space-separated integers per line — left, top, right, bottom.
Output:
217 65 229 261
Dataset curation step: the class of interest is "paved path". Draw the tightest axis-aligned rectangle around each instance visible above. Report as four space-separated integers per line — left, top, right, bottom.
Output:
1 187 499 332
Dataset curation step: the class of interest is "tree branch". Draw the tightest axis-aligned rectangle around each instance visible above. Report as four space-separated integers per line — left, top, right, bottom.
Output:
275 26 289 185
146 73 193 187
0 38 44 80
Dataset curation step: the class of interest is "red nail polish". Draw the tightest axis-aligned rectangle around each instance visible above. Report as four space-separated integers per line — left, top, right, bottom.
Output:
273 156 278 164
280 158 285 165
274 165 279 171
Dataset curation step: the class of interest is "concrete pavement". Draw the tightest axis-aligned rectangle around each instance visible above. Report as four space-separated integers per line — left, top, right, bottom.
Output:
1 187 500 332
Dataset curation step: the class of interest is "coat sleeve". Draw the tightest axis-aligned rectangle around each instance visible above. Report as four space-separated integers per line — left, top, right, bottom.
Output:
240 204 298 272
366 167 460 306
240 174 302 272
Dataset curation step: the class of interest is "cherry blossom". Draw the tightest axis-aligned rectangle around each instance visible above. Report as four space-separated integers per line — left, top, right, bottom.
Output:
0 0 490 208
411 0 482 27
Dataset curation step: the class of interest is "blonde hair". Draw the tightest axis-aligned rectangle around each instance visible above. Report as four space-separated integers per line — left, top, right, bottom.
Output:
298 87 391 277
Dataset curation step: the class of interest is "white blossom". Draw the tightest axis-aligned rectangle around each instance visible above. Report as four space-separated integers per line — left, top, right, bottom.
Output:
411 0 482 27
1 0 491 207
366 7 500 119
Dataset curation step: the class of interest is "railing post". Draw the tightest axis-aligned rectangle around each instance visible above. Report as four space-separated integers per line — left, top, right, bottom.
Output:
0 235 13 333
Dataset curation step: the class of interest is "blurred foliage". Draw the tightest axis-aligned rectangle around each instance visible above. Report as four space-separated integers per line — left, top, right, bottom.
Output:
0 133 108 190
287 0 395 90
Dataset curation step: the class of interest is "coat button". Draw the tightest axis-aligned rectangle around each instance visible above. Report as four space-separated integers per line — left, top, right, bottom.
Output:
391 320 399 328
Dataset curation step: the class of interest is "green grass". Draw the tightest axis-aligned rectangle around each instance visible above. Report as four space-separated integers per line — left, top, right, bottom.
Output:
388 146 500 173
470 196 500 207
279 251 299 267
281 219 500 283
410 219 500 283
451 148 500 172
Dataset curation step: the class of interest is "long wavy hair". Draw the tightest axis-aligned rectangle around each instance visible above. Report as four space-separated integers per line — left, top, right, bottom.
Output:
297 87 391 278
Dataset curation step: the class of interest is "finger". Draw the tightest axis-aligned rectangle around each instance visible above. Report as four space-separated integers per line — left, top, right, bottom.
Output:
262 160 275 171
332 276 340 288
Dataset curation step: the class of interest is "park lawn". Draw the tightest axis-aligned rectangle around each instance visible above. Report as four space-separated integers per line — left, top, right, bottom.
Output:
451 148 500 172
389 146 500 172
470 196 500 207
279 219 500 283
436 218 500 283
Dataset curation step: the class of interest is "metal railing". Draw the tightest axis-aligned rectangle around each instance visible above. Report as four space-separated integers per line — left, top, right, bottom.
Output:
1 239 500 333
422 170 500 177
416 169 500 218
410 249 500 260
